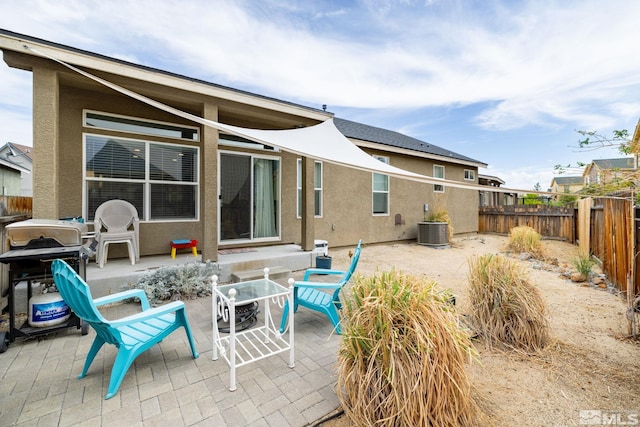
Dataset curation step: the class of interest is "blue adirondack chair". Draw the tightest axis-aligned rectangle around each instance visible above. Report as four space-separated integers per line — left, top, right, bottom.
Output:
51 259 199 400
280 240 362 335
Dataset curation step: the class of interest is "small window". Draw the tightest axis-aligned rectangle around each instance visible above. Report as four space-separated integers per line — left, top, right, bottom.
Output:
464 169 475 181
297 159 323 217
373 156 390 215
434 165 445 193
84 110 199 141
220 134 279 152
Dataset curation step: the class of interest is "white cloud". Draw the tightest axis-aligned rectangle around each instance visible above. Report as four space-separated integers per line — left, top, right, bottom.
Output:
1 0 640 147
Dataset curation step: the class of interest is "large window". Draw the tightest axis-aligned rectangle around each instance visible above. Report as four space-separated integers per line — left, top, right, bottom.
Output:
433 165 445 193
296 159 323 217
372 156 389 215
84 134 199 221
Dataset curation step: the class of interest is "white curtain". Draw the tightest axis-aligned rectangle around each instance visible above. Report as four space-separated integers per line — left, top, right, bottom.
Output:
253 159 276 238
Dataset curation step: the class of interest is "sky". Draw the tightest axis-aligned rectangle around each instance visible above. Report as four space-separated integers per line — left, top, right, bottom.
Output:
1 0 640 191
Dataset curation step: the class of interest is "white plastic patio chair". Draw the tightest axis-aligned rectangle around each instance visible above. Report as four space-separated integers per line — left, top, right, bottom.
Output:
93 199 140 268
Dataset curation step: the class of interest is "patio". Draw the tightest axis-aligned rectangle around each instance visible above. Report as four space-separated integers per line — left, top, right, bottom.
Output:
0 246 345 426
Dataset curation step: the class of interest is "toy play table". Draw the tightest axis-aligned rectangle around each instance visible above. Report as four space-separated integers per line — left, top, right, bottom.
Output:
170 239 198 259
212 269 294 391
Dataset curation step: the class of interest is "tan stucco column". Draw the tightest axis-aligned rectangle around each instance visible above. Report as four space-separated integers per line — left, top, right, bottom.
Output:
201 103 218 261
301 156 315 251
32 66 59 219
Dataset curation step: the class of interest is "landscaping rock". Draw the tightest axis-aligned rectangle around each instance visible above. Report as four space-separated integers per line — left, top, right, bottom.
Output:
571 272 587 282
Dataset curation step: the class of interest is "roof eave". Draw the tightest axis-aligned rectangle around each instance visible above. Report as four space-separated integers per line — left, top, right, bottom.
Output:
355 139 487 168
0 29 331 122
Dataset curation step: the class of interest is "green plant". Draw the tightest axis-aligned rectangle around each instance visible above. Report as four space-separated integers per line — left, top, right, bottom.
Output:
572 253 595 278
467 254 550 352
336 270 483 426
130 261 216 304
508 225 544 258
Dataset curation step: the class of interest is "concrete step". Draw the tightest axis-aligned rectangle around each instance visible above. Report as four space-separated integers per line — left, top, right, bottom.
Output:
231 266 291 283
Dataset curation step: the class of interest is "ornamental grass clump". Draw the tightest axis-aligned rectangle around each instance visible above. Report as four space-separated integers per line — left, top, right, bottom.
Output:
336 270 483 427
572 253 595 279
508 225 544 259
467 254 550 352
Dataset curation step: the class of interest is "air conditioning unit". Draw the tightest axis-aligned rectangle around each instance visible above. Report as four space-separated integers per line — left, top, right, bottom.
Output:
417 222 448 246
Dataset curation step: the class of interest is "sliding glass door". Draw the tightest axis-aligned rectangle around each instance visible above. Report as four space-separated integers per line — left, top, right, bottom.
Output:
219 152 280 242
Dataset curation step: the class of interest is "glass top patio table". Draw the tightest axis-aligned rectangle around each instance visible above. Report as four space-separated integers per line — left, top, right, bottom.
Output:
215 279 289 304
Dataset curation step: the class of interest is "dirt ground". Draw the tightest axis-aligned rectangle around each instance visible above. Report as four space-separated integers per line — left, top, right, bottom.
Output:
319 234 640 427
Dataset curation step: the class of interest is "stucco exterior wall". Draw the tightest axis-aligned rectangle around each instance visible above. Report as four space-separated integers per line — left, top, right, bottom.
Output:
304 150 479 248
57 84 208 258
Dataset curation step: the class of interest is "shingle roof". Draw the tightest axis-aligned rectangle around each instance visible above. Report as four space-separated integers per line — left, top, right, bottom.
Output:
6 142 32 161
334 117 486 166
592 158 636 169
552 176 583 185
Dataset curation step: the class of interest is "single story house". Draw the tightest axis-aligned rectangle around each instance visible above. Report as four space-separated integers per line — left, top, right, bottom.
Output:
0 29 487 261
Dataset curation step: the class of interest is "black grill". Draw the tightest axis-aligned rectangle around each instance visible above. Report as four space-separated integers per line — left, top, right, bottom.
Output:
0 220 90 352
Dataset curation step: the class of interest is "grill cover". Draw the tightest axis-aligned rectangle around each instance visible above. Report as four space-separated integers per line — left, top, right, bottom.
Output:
6 219 88 248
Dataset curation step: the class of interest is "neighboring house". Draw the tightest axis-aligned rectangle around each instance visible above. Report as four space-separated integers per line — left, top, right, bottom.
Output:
0 142 32 196
549 176 583 199
478 174 516 206
582 158 638 187
0 29 487 260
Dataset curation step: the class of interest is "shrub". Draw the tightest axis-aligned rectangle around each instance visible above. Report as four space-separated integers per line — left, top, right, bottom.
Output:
508 225 544 258
572 253 595 278
467 254 550 352
336 270 482 426
131 261 215 304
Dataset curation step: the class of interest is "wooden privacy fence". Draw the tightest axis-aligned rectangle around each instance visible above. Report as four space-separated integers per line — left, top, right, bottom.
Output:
582 198 637 298
478 205 576 242
0 196 32 216
479 200 639 297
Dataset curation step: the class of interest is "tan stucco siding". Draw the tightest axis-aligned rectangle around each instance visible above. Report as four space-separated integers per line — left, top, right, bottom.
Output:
55 84 208 259
289 150 479 248
32 65 59 219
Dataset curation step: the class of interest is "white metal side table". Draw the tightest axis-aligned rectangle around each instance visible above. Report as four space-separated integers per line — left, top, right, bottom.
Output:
212 268 294 391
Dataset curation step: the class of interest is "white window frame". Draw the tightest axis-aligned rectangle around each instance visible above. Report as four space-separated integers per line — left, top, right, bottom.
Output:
218 150 281 244
83 109 200 142
219 134 280 152
372 156 390 215
296 159 323 218
434 165 445 193
83 133 200 223
464 169 475 181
